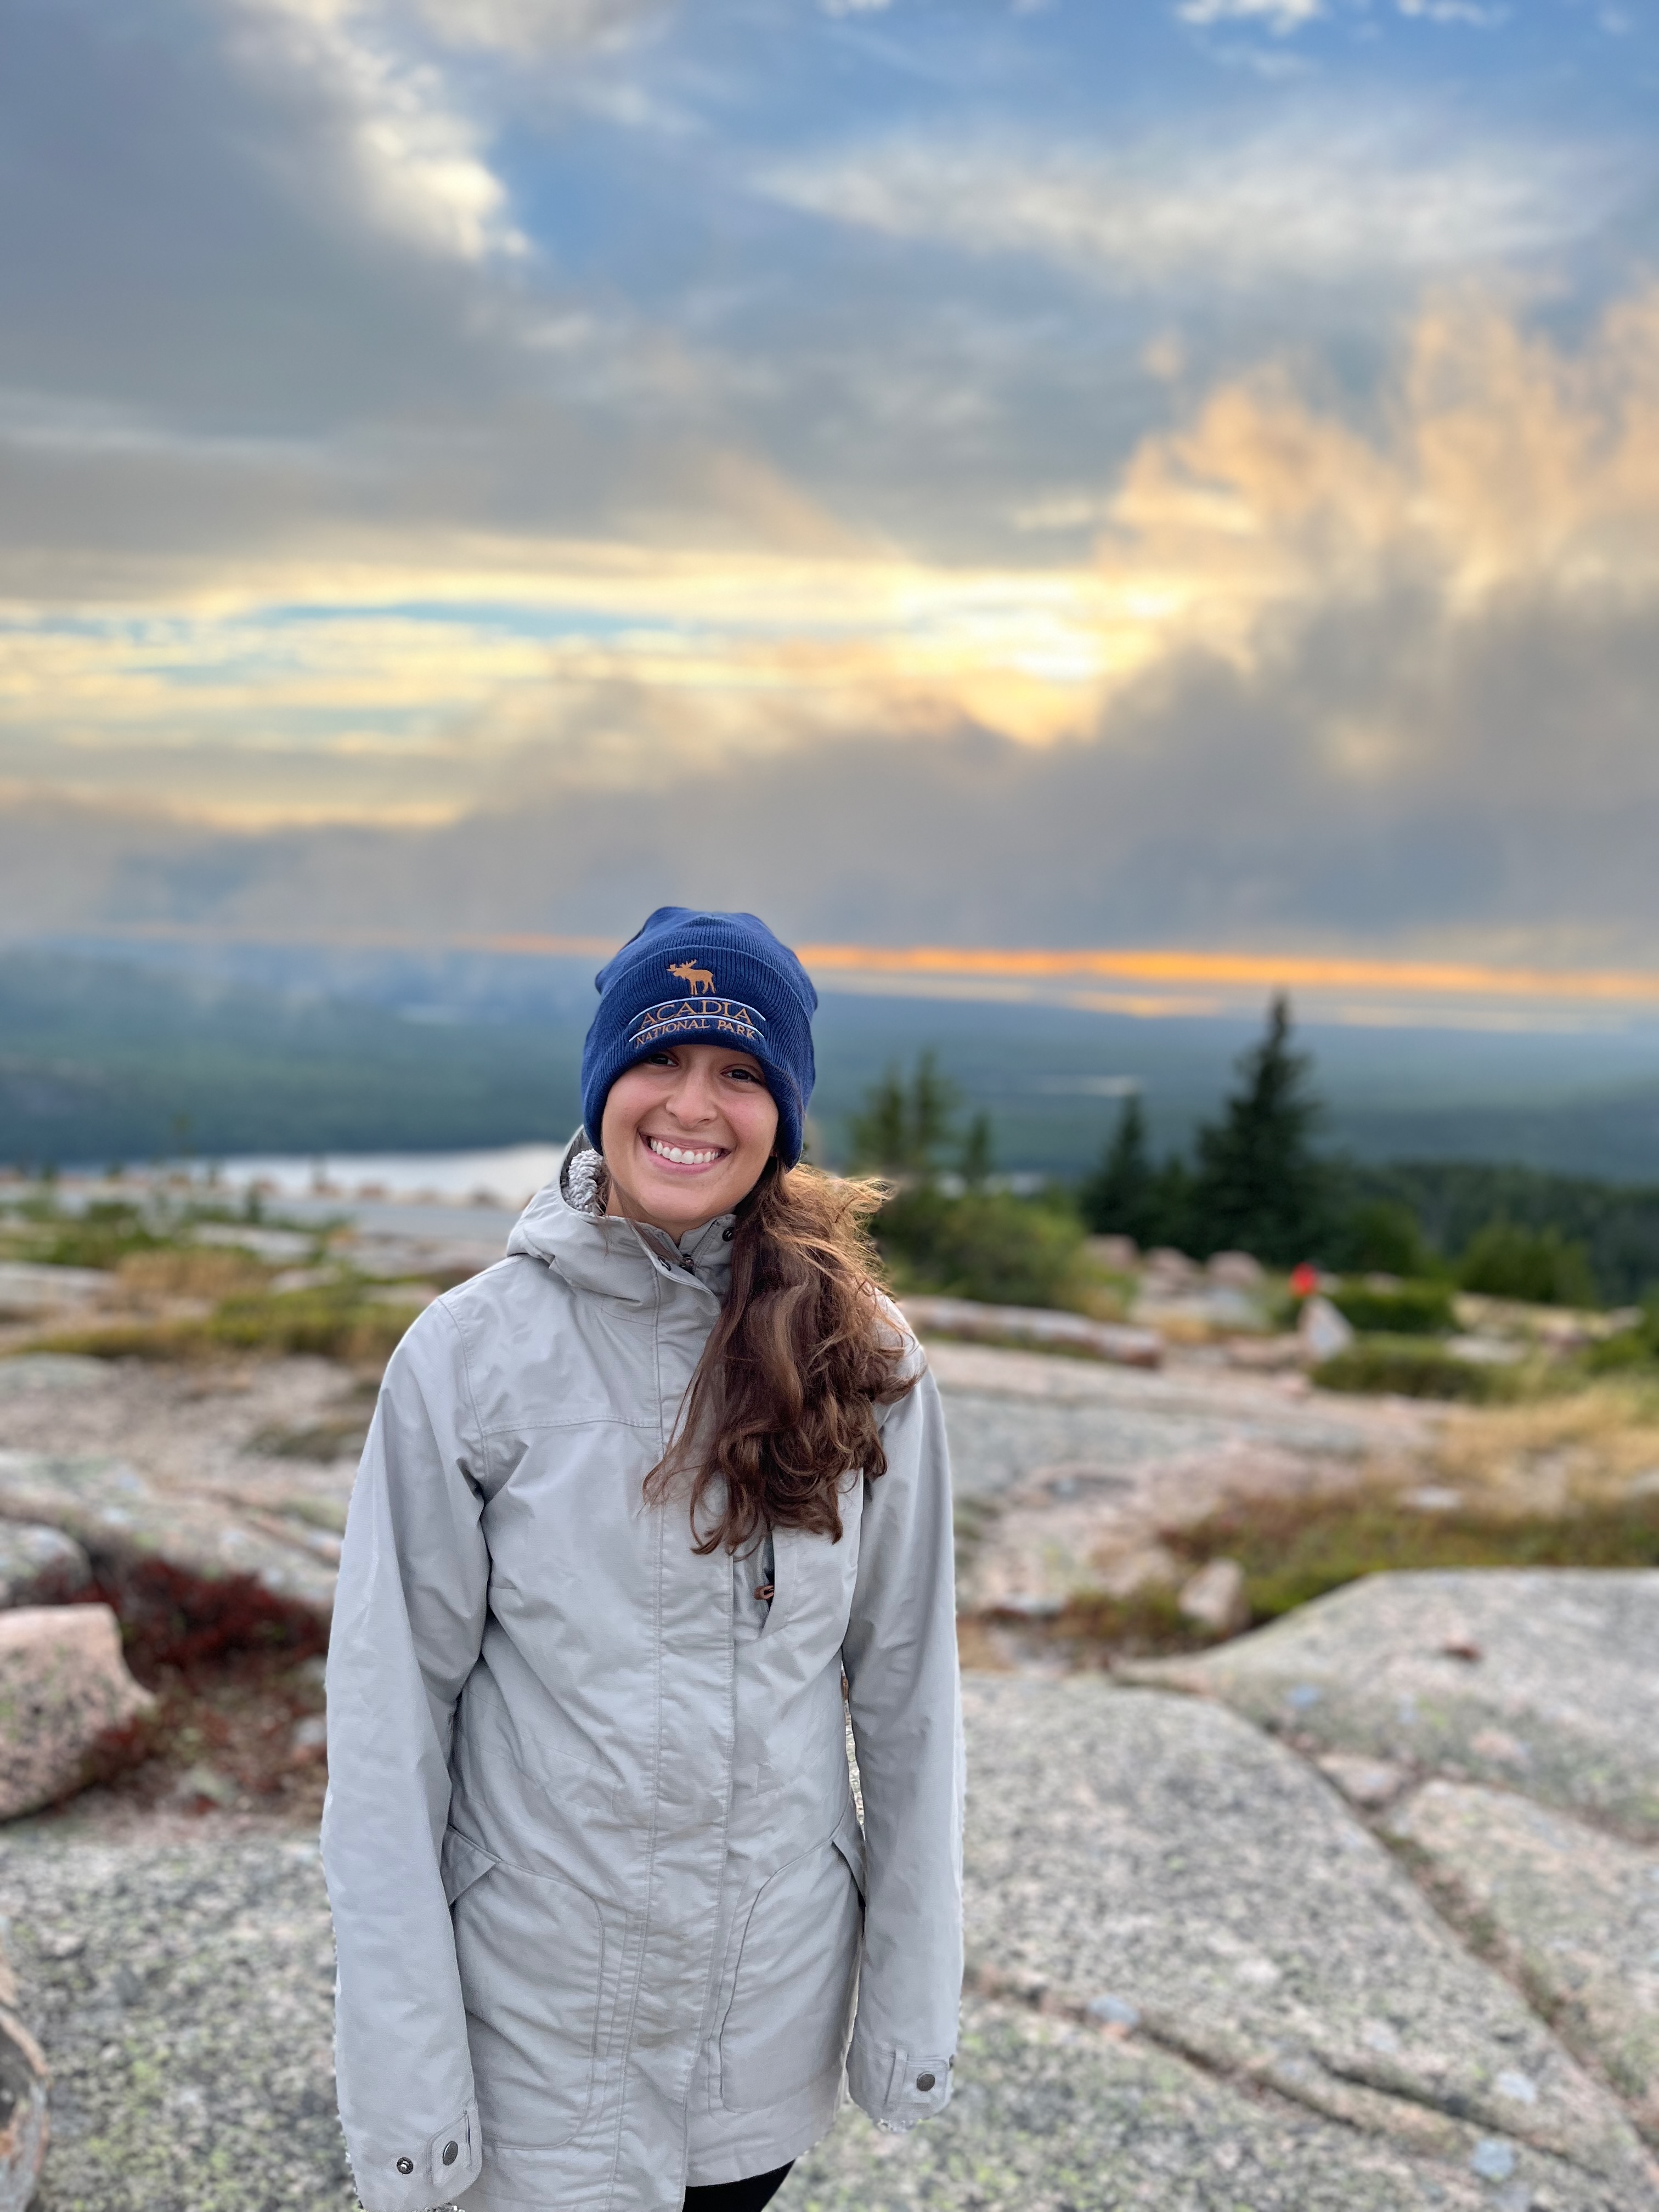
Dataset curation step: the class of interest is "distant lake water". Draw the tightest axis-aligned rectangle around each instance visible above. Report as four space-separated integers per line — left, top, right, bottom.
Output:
213 1144 568 1212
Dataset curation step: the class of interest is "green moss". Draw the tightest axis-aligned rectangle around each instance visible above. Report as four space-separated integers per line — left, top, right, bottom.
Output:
1174 1488 1659 1623
1051 1584 1195 1652
205 1279 420 1361
27 1318 207 1361
34 1275 423 1365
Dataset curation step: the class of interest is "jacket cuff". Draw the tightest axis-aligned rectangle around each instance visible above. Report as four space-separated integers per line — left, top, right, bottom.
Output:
352 2100 481 2211
847 2034 953 2132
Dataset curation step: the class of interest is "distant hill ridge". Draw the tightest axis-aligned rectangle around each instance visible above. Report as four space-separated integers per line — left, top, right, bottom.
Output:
6 950 1659 1235
0 949 581 1163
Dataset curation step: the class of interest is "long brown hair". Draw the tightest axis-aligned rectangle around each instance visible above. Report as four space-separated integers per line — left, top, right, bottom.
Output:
645 1158 918 1553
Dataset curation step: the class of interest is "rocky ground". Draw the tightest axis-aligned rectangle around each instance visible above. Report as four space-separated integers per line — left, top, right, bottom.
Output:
928 1337 1437 1614
0 1336 1442 1646
10 1638 1659 2211
5 1334 1659 2208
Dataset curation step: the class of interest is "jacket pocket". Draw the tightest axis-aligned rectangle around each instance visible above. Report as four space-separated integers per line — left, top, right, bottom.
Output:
719 1805 864 2112
443 1829 604 2150
831 1799 866 1904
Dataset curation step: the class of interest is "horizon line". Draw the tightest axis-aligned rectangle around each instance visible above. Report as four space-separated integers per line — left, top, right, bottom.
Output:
25 922 1659 1009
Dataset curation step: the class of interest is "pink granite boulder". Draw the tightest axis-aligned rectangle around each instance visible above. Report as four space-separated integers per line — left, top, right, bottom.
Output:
0 1605 154 1821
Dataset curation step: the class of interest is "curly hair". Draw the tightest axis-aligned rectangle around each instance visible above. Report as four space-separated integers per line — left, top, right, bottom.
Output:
642 1158 918 1553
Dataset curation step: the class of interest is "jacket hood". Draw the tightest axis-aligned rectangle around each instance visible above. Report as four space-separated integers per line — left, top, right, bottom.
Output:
505 1131 734 1306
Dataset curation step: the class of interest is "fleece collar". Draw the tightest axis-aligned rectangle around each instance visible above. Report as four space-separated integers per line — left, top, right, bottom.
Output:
504 1132 735 1307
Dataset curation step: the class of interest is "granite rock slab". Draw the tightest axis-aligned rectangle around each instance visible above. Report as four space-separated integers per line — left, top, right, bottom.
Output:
0 1831 351 2212
0 1452 337 1623
964 1436 1365 1613
928 1339 1435 1510
0 1356 111 1397
0 1607 155 1821
1122 1570 1659 1841
782 1994 1615 2212
960 1675 1657 2200
928 1339 1435 1611
902 1296 1163 1368
0 1829 1627 2212
0 1521 93 1608
0 1267 106 1322
1391 1779 1659 2139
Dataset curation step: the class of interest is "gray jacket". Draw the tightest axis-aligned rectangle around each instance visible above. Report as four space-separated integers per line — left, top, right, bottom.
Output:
321 1149 964 2212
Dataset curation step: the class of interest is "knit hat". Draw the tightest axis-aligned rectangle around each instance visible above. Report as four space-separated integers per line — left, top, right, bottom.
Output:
580 908 819 1167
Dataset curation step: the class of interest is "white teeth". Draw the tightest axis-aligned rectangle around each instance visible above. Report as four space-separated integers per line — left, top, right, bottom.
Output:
646 1138 720 1165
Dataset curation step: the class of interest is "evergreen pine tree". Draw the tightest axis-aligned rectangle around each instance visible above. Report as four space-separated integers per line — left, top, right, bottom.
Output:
1188 996 1326 1263
1147 1151 1195 1255
958 1110 994 1192
1079 1094 1157 1242
910 1049 958 1170
848 1064 910 1174
847 1051 962 1178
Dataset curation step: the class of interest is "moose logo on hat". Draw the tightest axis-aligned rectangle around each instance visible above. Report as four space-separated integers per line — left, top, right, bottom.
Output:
668 960 715 994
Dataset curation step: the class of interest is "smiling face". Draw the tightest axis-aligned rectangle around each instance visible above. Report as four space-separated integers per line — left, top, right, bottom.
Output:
599 1041 781 1238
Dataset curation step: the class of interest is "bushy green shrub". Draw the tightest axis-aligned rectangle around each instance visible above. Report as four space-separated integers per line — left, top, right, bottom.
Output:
1335 1158 1659 1307
1459 1220 1596 1307
1327 1198 1435 1279
33 1199 172 1271
874 1186 1086 1310
1582 1304 1659 1375
1330 1279 1455 1336
1313 1335 1519 1403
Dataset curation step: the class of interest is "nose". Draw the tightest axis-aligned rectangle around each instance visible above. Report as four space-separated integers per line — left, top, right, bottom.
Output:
663 1058 720 1125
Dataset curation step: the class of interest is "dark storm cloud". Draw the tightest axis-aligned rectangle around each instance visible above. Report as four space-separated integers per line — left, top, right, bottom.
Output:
8 574 1658 960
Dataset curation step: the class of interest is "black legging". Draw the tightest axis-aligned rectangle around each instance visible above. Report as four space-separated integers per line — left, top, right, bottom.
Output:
682 2162 793 2211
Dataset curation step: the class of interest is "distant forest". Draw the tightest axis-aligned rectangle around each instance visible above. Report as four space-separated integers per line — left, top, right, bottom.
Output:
9 947 1659 1300
1075 1002 1659 1305
0 949 582 1161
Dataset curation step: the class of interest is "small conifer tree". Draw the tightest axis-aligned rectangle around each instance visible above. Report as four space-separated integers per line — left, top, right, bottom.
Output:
1188 996 1327 1263
958 1110 994 1192
848 1065 910 1175
1147 1150 1195 1255
909 1049 958 1171
1080 1094 1156 1242
848 1049 961 1178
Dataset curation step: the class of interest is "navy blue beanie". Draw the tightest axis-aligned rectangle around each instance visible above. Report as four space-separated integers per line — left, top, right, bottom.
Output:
581 908 819 1167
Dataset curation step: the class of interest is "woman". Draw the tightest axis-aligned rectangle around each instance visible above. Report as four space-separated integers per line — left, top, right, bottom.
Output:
322 907 964 2212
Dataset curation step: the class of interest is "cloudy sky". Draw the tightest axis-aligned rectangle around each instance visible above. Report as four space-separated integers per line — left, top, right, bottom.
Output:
5 0 1659 978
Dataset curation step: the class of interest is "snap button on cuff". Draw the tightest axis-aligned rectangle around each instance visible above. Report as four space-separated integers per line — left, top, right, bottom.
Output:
915 2071 935 2091
396 2157 414 2175
442 2140 459 2165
